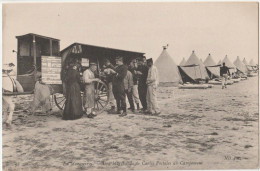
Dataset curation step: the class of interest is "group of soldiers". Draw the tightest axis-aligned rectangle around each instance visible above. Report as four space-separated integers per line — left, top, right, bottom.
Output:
82 56 161 118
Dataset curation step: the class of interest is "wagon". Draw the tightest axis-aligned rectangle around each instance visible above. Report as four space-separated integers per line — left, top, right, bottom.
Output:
11 33 145 113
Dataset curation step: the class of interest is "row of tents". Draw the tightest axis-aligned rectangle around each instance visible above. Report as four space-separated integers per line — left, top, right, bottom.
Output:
154 47 258 86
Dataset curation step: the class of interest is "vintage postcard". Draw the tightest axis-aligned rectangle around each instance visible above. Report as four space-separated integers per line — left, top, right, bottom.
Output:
2 1 259 170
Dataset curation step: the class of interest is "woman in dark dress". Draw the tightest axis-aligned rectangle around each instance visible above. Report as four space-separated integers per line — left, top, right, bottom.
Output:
62 64 83 120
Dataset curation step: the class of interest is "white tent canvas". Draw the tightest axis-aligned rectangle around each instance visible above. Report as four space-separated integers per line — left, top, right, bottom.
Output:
222 55 236 73
233 56 248 74
204 54 220 78
154 48 180 83
249 59 257 66
180 51 209 80
179 58 186 66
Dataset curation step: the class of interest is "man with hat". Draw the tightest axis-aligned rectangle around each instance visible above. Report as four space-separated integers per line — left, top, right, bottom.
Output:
111 56 128 116
137 56 149 112
220 62 230 89
128 59 141 110
103 59 117 113
146 58 160 115
83 62 100 118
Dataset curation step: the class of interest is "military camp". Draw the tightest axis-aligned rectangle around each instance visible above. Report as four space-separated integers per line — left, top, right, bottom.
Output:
2 2 258 171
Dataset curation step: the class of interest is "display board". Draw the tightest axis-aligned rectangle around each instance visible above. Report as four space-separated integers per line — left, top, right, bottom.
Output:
41 56 62 84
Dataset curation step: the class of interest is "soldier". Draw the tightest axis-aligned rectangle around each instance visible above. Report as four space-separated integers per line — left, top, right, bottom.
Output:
111 56 128 117
103 59 116 113
137 56 149 112
128 59 141 110
146 58 160 115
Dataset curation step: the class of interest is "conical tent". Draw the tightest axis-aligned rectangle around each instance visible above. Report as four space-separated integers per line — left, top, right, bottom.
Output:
222 55 236 73
154 48 180 83
217 60 222 65
249 59 257 66
179 51 209 83
242 58 249 65
179 58 186 66
242 58 252 70
204 53 220 78
233 56 248 74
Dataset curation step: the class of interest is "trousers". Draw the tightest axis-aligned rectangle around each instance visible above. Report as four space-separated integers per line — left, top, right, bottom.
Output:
222 74 228 87
146 85 160 113
125 89 135 110
138 85 147 110
108 82 116 107
113 89 126 112
132 85 140 104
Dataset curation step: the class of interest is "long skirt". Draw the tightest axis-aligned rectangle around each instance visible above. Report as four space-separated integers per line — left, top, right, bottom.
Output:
63 82 83 120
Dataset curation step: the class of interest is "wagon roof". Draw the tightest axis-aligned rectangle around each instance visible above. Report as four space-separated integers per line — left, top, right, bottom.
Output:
16 33 60 41
60 42 145 55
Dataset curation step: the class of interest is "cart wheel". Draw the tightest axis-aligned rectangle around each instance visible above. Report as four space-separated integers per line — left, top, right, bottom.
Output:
93 80 109 113
54 94 66 110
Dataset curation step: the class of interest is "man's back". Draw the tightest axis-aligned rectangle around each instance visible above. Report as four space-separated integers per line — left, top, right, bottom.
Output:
220 66 230 76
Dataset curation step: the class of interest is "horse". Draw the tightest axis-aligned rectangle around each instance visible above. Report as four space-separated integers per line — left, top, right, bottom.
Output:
2 63 24 127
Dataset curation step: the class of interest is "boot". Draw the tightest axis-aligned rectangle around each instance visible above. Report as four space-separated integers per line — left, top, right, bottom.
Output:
108 106 116 113
136 103 140 110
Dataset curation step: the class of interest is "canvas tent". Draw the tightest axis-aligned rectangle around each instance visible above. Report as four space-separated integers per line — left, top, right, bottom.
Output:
233 56 248 74
178 51 209 83
249 59 257 66
222 55 236 73
217 60 222 65
204 53 220 79
154 48 180 84
242 58 253 71
179 58 186 66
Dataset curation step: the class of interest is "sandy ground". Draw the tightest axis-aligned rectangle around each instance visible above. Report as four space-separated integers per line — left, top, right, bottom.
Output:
2 76 259 170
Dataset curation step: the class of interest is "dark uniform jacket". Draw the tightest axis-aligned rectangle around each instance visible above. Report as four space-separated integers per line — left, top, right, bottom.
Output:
112 64 128 92
220 66 230 76
137 65 149 87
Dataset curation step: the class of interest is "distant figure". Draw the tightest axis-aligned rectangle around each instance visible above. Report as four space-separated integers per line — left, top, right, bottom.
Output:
124 70 135 112
137 56 149 112
220 62 230 89
128 59 141 110
111 56 128 117
103 59 116 113
63 63 83 120
146 58 160 115
83 62 99 118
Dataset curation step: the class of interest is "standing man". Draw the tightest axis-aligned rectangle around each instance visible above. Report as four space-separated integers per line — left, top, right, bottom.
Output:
83 62 99 118
103 59 116 113
112 57 128 117
137 56 149 112
128 59 141 110
124 70 135 112
220 62 230 89
146 58 160 115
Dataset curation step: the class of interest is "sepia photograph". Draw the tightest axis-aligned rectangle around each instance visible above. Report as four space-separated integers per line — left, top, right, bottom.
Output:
1 1 259 170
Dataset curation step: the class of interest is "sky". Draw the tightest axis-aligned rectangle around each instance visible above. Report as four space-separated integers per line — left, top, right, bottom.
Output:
2 2 259 68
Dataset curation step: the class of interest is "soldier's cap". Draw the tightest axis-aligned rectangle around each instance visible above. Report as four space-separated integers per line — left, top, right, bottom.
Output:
90 62 97 66
147 58 153 63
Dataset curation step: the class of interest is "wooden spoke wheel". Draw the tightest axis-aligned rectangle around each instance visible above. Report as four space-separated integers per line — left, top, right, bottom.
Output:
93 80 109 113
54 93 66 110
54 80 109 113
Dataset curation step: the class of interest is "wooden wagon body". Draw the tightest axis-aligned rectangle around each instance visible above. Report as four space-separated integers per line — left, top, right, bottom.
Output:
12 33 145 112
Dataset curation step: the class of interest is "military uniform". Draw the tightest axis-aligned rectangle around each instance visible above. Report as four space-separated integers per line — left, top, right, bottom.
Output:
112 64 128 113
